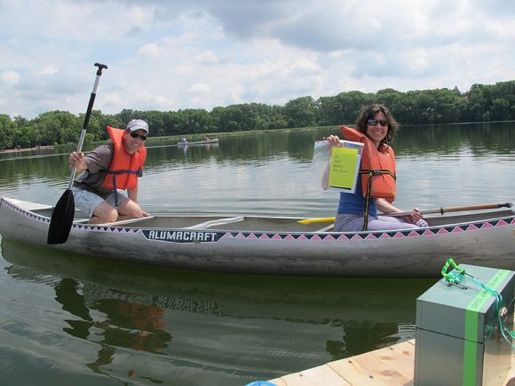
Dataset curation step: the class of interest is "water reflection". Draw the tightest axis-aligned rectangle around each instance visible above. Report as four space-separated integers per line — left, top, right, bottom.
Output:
55 278 172 353
395 121 515 156
326 320 400 360
1 123 513 189
54 276 171 378
1 239 433 384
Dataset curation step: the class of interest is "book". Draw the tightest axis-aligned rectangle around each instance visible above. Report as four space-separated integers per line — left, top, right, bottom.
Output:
327 140 363 193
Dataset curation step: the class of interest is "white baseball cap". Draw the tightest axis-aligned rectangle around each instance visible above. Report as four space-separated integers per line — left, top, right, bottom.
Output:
126 119 149 134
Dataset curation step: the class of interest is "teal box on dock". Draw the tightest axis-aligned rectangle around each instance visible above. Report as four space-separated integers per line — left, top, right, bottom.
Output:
415 264 514 386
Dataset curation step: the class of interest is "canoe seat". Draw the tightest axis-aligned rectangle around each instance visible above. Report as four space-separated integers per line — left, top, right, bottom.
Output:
95 215 156 226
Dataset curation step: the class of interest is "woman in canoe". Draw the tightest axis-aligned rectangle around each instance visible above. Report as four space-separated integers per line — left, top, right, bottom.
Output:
324 104 428 232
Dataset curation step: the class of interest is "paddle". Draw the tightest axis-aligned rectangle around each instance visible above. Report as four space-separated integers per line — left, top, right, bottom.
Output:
297 202 513 225
47 63 108 244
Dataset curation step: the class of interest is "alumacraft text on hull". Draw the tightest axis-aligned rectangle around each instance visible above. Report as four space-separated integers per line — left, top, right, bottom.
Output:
0 196 514 277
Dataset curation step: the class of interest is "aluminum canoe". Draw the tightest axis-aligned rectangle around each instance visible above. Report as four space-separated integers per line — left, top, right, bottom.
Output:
0 196 514 277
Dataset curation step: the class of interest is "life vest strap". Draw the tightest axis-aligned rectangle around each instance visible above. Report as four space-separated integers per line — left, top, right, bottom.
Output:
359 169 396 179
361 169 396 231
105 169 140 175
105 169 139 207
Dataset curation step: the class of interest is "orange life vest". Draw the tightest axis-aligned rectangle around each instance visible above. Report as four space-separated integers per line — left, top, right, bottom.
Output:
340 126 396 203
102 126 147 190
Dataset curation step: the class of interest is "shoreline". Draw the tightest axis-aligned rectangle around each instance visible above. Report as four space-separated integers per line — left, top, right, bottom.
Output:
0 145 54 154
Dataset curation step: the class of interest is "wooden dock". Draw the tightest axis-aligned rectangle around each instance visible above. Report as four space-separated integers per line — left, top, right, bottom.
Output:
269 339 515 386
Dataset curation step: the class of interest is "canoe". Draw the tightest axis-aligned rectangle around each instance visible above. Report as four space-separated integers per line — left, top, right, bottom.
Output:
0 196 514 277
177 138 219 146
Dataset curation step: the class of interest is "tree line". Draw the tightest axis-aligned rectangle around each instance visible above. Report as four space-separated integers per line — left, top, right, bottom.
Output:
0 80 514 151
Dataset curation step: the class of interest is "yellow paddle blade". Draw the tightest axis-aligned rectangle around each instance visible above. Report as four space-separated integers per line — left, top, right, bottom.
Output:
297 217 336 225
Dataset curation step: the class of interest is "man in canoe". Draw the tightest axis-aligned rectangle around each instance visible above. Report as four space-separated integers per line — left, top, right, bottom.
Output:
68 119 149 224
324 104 429 232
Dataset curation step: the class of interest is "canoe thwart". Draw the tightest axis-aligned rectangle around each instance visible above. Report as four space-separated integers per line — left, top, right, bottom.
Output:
186 216 245 229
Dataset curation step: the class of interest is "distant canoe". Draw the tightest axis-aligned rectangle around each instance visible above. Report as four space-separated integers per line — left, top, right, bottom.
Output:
1 196 514 277
177 138 219 147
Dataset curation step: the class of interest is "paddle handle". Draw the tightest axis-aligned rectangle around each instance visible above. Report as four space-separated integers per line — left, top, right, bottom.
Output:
392 202 513 217
68 63 108 189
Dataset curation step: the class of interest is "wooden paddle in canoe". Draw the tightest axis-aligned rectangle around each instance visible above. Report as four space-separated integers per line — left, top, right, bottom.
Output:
297 202 513 224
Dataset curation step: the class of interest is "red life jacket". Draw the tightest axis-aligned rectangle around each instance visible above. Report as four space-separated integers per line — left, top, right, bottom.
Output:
102 126 147 190
340 126 396 203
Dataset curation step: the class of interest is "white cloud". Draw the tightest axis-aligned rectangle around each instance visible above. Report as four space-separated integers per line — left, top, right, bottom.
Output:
195 50 220 65
137 43 162 59
38 66 59 76
0 0 514 118
188 83 212 95
1 70 20 86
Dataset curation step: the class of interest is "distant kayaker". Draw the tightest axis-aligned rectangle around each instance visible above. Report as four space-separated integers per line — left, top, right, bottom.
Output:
68 119 150 224
323 104 428 231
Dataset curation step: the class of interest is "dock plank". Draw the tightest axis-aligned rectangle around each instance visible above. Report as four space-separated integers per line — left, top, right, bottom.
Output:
328 341 414 386
270 363 350 385
269 339 514 386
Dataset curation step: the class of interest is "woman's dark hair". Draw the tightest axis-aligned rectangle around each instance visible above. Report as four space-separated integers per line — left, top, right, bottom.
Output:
355 104 399 146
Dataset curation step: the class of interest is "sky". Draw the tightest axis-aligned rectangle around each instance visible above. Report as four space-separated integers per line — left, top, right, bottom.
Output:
1 0 515 119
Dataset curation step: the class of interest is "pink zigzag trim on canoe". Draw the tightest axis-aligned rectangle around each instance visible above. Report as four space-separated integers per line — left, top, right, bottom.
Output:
113 228 137 234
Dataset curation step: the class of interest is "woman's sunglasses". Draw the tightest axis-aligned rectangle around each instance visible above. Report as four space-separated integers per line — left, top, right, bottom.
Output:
130 132 147 141
367 119 388 127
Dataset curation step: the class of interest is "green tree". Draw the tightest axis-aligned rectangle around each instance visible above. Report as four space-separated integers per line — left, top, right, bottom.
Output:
0 114 15 150
466 84 487 121
283 96 317 128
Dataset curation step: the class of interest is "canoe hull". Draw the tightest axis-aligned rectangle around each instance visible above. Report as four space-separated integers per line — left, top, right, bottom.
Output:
1 197 514 277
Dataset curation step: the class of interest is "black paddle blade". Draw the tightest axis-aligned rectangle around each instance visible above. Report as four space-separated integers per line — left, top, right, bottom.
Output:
47 189 75 245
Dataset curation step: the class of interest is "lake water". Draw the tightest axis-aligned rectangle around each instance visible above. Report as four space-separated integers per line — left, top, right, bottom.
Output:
0 122 514 385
